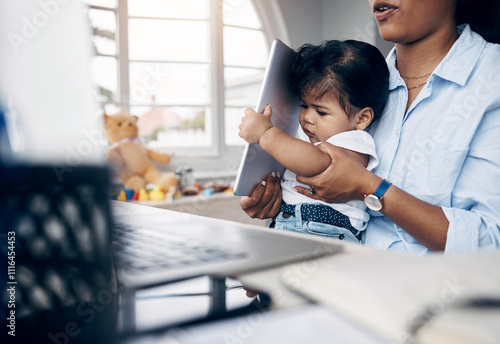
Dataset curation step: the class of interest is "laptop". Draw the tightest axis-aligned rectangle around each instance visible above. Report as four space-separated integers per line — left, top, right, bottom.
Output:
111 200 341 290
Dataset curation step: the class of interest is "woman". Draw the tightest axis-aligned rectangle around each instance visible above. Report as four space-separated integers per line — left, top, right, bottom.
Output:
241 0 500 254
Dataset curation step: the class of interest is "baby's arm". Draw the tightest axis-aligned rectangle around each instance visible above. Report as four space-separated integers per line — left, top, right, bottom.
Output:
261 127 332 177
239 105 332 177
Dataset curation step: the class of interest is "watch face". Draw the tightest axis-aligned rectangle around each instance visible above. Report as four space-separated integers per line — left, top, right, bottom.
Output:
365 194 382 211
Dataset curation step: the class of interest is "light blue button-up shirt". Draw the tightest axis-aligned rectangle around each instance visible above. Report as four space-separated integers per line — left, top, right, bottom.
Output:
363 25 500 254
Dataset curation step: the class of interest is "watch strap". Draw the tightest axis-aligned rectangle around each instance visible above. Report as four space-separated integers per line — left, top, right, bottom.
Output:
373 179 391 199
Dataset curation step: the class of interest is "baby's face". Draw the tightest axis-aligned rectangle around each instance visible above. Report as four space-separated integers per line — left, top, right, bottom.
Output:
298 93 358 144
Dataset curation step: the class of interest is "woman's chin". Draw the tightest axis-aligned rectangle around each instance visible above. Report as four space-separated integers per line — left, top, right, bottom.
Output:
379 28 411 44
377 25 426 45
377 27 401 43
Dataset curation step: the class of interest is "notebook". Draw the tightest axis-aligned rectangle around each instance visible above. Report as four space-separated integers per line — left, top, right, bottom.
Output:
233 39 300 196
280 249 500 343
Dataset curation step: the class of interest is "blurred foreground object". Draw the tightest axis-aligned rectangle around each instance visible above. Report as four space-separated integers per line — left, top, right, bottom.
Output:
0 0 105 165
0 164 117 343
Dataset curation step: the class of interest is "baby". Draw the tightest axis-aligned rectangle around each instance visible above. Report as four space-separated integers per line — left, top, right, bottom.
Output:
239 40 389 242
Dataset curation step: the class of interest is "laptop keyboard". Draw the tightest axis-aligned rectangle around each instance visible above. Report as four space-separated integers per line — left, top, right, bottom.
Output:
111 222 249 275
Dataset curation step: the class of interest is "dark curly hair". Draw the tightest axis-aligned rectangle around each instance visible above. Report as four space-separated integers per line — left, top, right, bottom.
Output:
289 40 389 124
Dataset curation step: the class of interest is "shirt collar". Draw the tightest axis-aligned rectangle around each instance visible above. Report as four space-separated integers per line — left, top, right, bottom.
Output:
386 49 401 91
386 24 486 90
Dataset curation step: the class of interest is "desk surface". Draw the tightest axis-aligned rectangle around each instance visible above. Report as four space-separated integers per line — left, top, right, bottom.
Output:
126 192 270 227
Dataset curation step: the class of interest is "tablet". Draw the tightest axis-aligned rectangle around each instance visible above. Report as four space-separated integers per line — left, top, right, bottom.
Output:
233 39 300 196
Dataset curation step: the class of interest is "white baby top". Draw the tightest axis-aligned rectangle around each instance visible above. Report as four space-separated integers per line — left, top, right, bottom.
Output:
281 130 378 231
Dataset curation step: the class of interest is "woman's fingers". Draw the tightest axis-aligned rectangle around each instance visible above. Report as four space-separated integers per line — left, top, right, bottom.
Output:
240 173 281 219
253 173 281 218
240 182 266 211
243 286 259 298
269 184 283 217
294 185 322 200
240 179 268 217
258 173 282 218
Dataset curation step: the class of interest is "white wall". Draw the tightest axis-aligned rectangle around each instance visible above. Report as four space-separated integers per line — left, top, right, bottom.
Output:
320 0 394 57
321 0 374 42
275 0 323 48
274 0 394 55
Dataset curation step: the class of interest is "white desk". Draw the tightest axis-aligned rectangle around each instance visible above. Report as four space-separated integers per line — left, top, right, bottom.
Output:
128 192 270 227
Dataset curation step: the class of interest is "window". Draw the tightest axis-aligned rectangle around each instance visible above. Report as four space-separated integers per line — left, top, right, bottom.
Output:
85 0 273 159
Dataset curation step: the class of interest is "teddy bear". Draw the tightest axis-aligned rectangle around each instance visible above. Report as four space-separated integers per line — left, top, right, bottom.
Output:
103 112 178 194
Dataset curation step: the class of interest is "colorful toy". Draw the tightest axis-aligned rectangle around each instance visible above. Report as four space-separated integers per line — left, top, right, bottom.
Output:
174 189 182 200
149 186 166 201
117 190 127 201
165 185 177 202
203 188 215 196
104 112 178 193
138 188 149 201
181 185 200 196
124 188 134 200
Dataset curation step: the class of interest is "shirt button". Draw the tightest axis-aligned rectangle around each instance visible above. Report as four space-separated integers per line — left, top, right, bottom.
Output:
395 129 400 136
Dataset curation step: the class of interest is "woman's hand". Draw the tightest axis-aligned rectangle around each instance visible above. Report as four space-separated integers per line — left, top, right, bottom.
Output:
240 172 282 219
238 105 273 144
295 142 380 203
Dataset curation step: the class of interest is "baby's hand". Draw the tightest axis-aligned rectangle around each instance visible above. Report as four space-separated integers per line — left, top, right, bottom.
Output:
238 105 273 144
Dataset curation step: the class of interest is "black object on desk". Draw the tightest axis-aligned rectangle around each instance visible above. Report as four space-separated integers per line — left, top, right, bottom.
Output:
0 164 118 343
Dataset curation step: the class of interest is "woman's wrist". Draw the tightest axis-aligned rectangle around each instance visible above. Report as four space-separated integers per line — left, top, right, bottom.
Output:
356 171 383 201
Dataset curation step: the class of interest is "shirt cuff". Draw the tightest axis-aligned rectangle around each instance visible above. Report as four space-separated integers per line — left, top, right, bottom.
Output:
442 206 499 253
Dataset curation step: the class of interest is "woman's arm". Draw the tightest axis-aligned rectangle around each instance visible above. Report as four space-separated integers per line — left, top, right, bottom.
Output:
295 143 449 251
359 172 449 251
239 106 331 177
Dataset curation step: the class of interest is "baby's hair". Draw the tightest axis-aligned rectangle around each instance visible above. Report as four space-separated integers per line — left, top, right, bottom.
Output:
289 40 389 124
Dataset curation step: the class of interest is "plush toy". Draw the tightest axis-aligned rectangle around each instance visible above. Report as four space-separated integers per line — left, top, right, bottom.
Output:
104 112 178 194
